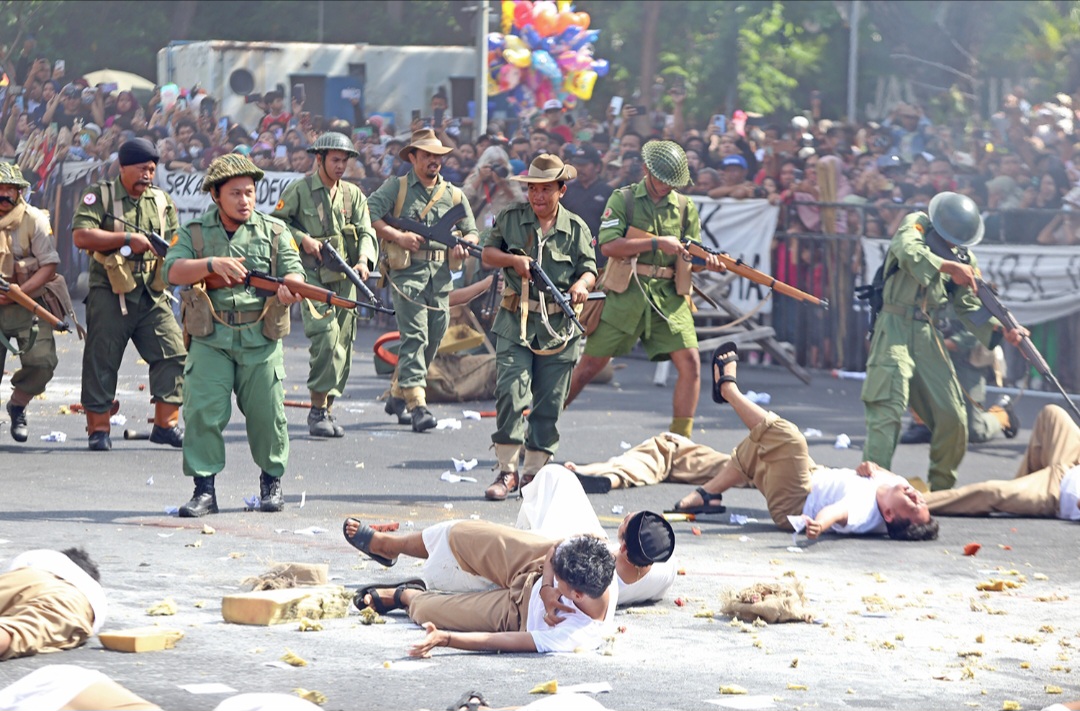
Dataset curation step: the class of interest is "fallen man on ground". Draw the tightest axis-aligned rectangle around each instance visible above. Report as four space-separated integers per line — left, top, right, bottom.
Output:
571 343 939 541
342 519 617 655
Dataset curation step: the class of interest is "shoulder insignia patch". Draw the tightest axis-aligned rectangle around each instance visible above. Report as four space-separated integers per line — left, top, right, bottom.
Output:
275 199 285 211
600 219 620 229
169 234 179 247
914 223 924 233
601 207 612 219
83 193 97 206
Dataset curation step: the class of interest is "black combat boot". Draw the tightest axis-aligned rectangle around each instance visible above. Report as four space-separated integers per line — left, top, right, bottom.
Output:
259 471 284 512
179 475 218 518
411 406 437 433
7 402 28 443
308 407 344 437
383 396 411 425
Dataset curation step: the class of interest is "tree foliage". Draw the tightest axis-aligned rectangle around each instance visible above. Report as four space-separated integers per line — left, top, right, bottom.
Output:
2 1 1080 124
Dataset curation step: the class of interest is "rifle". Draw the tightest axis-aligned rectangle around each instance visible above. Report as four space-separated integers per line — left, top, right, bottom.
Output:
318 241 395 315
105 213 171 257
382 203 475 256
680 238 828 309
0 276 70 332
926 232 1080 422
204 270 367 310
507 248 587 334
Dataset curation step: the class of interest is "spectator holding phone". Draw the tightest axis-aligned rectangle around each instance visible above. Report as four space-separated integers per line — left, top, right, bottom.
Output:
463 144 525 230
258 90 291 134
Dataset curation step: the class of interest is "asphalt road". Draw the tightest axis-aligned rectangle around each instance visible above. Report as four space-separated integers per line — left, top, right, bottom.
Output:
0 317 1077 711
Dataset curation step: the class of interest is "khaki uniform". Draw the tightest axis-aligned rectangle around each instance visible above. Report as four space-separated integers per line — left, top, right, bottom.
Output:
571 432 729 489
484 203 595 456
271 175 377 398
407 520 551 632
584 181 701 360
367 171 477 403
861 212 1000 491
164 207 303 479
0 567 95 660
926 404 1080 516
0 202 59 398
72 179 185 414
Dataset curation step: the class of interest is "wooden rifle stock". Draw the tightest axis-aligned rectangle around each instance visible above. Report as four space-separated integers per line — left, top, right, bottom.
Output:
203 270 364 310
0 277 70 331
681 239 828 308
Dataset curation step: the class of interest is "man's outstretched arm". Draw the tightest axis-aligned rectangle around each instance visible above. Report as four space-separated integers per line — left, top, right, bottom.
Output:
805 504 849 539
410 622 538 657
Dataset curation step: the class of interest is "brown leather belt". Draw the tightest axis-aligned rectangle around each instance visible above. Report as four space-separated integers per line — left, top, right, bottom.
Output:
501 292 563 315
127 260 155 274
214 310 262 325
411 249 446 262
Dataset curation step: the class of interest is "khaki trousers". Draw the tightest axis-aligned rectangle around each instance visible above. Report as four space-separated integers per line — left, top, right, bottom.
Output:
62 680 161 710
571 433 731 488
407 521 552 632
729 412 816 531
0 567 95 660
926 405 1080 516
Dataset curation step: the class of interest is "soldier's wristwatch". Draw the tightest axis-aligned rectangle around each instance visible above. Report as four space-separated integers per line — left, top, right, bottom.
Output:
119 245 133 258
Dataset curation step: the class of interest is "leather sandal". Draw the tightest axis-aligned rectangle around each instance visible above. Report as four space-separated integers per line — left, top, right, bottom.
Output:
343 517 397 567
712 342 739 404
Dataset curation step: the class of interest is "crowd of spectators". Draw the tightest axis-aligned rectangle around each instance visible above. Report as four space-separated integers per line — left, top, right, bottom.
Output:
3 44 1080 381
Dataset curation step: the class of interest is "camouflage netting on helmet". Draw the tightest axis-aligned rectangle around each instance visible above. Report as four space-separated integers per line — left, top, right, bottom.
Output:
0 162 30 188
201 154 265 192
641 140 691 188
307 132 359 158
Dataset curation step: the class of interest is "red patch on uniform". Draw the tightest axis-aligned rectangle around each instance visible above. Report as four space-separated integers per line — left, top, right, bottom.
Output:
601 207 612 219
83 193 97 206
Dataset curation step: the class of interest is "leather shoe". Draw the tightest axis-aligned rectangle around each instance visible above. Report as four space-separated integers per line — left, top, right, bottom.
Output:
179 475 218 517
88 431 112 451
149 424 184 447
996 395 1020 439
384 396 411 425
485 471 519 501
7 402 27 443
899 421 931 445
308 407 344 437
259 471 284 512
411 406 437 433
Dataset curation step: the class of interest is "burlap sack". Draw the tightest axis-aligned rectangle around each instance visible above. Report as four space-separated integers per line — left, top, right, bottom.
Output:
721 580 814 624
425 352 497 403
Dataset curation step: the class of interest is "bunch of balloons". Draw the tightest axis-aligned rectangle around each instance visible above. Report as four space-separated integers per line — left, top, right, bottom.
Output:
488 0 610 116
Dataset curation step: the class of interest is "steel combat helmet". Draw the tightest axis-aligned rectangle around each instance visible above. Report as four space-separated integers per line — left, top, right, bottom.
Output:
307 132 359 158
641 140 691 188
928 191 984 247
201 154 265 192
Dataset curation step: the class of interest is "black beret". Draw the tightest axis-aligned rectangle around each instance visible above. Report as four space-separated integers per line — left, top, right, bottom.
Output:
624 511 675 567
118 137 160 166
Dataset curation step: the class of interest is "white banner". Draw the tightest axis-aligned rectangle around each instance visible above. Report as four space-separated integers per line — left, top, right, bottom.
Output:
688 198 779 315
861 237 1080 326
156 167 304 226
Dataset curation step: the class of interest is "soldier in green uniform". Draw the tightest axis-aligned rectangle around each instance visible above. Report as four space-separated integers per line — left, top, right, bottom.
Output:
564 140 719 438
72 138 186 451
164 154 305 517
271 132 378 437
861 191 1027 491
899 320 1019 445
0 163 60 442
480 154 597 500
367 128 479 432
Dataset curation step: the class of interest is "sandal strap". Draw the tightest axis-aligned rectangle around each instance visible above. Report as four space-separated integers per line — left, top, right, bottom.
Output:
695 486 721 506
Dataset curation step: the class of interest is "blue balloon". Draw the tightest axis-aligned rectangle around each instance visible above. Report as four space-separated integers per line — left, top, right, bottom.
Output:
521 24 542 49
539 36 556 54
487 33 506 52
531 49 563 81
556 26 581 46
570 29 600 51
590 59 609 78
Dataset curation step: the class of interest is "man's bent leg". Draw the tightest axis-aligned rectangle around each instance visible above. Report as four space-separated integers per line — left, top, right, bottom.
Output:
0 569 94 660
861 364 910 472
1019 405 1080 477
447 521 552 587
408 587 523 633
909 357 967 491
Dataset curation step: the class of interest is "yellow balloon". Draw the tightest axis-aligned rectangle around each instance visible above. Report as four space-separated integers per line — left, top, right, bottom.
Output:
504 47 533 68
501 0 515 34
556 0 572 11
565 69 597 101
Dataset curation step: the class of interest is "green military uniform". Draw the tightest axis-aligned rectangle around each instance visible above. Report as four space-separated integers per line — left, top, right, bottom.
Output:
367 170 478 401
72 178 185 416
946 327 1003 443
861 212 1001 491
0 191 59 441
584 180 701 361
272 174 377 398
164 206 303 481
485 202 596 461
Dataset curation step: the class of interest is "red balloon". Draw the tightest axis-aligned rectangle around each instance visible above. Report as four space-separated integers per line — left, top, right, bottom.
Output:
513 1 534 29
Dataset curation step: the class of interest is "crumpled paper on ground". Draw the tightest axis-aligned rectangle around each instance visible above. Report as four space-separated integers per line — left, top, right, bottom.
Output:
40 431 67 442
745 391 771 405
452 458 478 472
440 471 477 483
436 418 461 430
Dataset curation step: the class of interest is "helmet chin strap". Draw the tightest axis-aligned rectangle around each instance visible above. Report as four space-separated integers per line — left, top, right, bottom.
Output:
924 226 970 264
